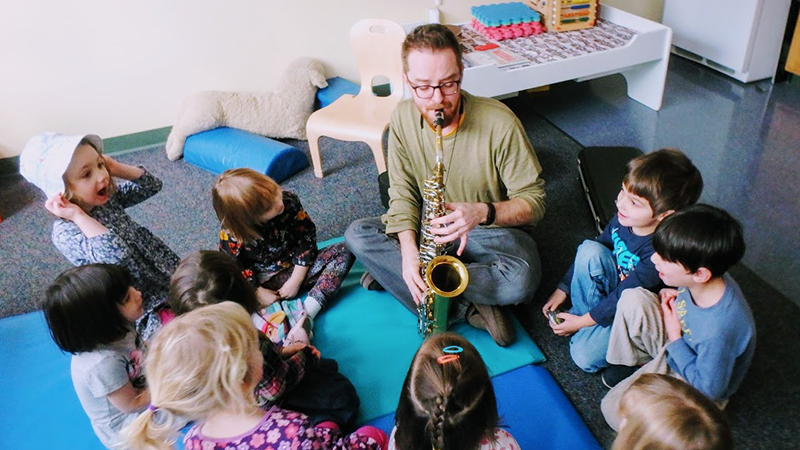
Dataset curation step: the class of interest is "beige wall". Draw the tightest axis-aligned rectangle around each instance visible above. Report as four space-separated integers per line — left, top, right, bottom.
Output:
0 0 484 158
604 0 664 22
0 0 661 158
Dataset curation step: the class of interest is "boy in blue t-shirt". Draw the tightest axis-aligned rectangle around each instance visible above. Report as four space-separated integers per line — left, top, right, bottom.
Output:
600 204 755 430
543 149 703 373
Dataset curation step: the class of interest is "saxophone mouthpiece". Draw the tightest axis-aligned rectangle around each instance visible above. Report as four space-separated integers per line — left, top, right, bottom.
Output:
433 109 444 128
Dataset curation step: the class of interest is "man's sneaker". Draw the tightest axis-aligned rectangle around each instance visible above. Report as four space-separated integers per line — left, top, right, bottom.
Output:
360 272 384 291
601 364 639 389
465 303 515 347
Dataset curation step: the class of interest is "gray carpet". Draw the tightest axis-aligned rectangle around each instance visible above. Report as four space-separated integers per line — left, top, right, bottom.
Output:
1 96 798 449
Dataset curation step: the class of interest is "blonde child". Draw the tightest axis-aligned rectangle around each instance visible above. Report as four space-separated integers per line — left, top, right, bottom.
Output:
123 302 387 450
391 332 519 450
21 133 179 340
543 148 703 373
43 264 150 449
212 168 355 329
612 373 733 450
169 250 360 429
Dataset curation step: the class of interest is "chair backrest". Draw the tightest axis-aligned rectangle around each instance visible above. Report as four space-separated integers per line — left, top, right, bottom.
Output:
349 19 406 100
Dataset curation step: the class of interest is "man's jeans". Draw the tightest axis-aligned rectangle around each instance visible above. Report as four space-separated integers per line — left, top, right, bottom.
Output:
344 217 542 315
566 240 619 373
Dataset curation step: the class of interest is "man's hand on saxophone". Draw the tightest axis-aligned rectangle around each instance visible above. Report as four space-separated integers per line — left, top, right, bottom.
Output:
430 202 490 256
398 229 428 305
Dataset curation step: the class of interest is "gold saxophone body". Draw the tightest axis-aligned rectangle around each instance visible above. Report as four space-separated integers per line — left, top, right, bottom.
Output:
417 110 469 338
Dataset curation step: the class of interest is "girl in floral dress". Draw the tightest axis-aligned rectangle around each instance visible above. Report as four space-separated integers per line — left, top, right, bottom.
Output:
212 168 354 334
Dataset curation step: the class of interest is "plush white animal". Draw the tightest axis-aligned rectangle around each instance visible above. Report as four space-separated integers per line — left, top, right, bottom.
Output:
165 57 328 160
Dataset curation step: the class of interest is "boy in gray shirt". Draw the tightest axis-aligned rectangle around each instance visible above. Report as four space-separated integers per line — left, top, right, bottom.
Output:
600 204 755 430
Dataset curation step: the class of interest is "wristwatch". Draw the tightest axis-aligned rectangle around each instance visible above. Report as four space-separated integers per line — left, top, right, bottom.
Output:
480 202 495 226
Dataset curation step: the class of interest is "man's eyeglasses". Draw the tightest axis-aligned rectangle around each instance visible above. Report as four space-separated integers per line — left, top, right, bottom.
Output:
408 79 461 99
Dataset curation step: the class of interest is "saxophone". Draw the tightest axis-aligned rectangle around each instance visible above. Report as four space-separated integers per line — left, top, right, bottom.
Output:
417 110 469 338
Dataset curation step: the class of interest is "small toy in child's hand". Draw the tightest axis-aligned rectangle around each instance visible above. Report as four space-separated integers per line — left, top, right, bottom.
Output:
547 310 564 325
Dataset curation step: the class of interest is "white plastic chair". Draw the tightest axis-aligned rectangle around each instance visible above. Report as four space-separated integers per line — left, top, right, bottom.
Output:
306 19 406 178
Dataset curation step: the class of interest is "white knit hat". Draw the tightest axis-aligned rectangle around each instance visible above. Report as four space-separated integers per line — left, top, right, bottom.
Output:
20 132 104 198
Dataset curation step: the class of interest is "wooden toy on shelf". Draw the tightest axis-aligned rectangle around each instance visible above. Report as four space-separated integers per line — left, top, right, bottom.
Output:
530 0 597 32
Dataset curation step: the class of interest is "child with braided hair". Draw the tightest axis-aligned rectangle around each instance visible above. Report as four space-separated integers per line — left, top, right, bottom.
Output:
391 333 519 450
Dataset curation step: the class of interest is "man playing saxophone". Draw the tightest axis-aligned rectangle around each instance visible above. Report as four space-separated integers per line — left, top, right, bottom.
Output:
345 23 545 346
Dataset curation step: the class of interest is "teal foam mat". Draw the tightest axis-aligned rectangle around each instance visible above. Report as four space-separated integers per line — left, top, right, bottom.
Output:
313 238 545 422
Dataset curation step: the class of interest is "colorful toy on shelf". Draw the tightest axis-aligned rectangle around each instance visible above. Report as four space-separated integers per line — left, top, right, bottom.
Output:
470 2 544 41
471 18 544 41
530 0 598 32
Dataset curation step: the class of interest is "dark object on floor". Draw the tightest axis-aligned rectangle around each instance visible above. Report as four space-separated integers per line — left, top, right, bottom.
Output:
601 364 639 389
577 146 644 233
378 170 390 209
466 303 515 347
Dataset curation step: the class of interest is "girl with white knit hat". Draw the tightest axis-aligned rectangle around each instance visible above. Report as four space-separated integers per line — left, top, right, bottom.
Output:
21 132 179 340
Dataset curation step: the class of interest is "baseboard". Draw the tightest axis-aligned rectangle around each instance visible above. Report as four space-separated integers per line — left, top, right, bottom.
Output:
0 127 172 178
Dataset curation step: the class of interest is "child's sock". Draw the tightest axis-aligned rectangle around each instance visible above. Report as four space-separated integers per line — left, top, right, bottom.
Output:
304 296 322 319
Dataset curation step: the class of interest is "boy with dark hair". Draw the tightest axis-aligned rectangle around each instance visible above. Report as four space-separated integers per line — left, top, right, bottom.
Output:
600 204 755 430
543 148 703 372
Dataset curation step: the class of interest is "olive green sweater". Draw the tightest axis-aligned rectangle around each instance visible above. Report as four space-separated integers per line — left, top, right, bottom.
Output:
384 91 545 235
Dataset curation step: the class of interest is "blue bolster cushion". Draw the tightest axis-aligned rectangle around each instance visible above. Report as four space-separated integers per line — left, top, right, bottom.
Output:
315 77 360 110
183 127 309 182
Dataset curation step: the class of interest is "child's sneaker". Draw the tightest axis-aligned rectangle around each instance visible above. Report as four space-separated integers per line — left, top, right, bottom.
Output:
601 364 639 389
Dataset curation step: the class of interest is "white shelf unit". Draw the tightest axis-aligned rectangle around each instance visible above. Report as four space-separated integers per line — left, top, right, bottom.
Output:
460 6 673 111
662 0 792 83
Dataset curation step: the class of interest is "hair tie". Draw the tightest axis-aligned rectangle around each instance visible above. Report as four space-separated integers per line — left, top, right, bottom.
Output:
147 404 158 413
442 345 463 354
437 354 459 364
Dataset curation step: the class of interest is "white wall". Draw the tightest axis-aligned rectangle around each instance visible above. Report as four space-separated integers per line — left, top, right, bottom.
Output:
0 0 660 158
0 0 489 158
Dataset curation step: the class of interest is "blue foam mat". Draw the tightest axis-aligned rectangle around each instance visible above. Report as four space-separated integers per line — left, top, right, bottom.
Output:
0 238 553 447
365 365 601 450
0 312 106 449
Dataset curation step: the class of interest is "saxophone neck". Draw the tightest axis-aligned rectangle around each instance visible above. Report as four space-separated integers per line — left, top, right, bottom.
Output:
434 109 444 165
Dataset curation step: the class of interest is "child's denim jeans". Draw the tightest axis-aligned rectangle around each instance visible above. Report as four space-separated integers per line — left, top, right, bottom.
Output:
567 240 619 373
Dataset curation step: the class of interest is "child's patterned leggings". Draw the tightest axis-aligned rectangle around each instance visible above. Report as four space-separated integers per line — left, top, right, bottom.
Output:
261 242 355 309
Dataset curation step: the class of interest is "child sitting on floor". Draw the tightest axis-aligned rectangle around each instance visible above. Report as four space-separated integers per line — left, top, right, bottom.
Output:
391 332 519 450
169 250 360 430
600 204 754 430
612 373 733 450
21 133 179 340
43 264 150 449
123 302 387 450
212 168 355 331
543 148 703 373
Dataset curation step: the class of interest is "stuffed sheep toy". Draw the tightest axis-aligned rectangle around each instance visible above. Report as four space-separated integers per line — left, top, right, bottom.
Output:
165 57 328 160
